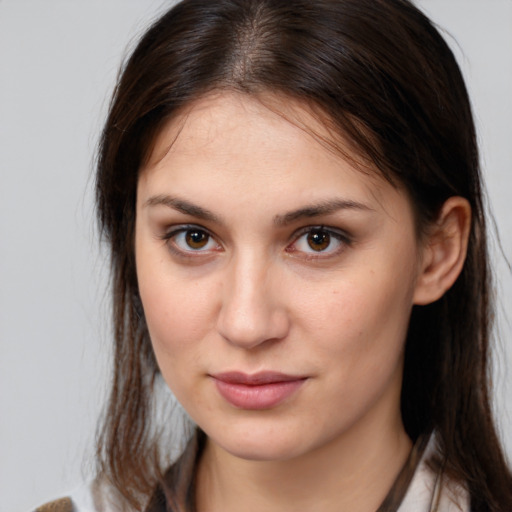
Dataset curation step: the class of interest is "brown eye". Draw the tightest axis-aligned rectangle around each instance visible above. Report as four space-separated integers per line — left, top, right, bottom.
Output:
166 226 220 255
287 226 348 258
307 229 331 251
185 229 210 249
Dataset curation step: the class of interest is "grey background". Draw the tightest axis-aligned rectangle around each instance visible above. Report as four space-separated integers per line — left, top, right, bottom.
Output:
0 1 510 511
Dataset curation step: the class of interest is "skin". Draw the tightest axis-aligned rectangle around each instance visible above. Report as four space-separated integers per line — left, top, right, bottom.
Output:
135 92 471 512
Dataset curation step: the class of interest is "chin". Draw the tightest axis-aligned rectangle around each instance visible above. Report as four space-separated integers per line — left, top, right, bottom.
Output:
219 438 304 462
205 419 313 462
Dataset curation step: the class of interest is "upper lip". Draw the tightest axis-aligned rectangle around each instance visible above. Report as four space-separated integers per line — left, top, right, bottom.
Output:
211 371 307 386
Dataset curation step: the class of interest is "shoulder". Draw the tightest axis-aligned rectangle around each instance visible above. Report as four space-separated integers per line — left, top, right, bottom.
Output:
33 481 122 512
34 497 74 512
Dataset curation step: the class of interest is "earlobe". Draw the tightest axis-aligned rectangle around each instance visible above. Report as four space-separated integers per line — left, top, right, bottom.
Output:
413 196 471 306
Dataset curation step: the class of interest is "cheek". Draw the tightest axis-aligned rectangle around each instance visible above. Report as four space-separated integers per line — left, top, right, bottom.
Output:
139 276 218 367
135 234 218 369
293 250 417 374
292 270 414 427
138 271 216 407
300 273 413 340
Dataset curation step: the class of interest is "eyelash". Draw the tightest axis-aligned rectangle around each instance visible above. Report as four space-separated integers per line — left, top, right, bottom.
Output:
286 226 351 259
160 224 351 260
161 225 221 258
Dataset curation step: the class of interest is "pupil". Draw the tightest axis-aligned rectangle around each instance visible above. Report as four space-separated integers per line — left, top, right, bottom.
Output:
186 230 208 249
307 230 330 251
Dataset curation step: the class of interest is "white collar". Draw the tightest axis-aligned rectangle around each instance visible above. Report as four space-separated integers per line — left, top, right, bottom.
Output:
398 436 469 512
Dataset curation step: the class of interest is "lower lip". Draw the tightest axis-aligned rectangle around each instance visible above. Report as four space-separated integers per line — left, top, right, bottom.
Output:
213 378 306 410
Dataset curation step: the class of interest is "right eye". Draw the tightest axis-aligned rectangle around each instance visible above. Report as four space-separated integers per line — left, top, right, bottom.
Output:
164 226 221 255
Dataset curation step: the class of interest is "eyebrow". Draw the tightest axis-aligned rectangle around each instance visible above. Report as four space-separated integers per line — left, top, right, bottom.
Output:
144 194 373 226
144 194 221 223
273 199 374 226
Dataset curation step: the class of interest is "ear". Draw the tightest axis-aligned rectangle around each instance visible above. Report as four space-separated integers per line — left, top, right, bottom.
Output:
413 196 471 306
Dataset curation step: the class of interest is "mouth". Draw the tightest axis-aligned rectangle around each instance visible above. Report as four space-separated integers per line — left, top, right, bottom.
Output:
210 371 308 410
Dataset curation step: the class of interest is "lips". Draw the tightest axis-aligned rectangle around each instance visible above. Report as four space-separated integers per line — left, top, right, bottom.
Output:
211 371 307 410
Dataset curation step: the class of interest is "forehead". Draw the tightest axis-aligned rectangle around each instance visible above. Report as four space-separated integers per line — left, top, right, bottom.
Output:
147 92 373 166
139 91 405 220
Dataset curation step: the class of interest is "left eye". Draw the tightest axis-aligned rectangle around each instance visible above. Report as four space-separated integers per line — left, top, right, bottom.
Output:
289 227 347 255
170 228 220 252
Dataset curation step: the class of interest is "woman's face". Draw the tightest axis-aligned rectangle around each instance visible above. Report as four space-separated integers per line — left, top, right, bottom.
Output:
135 92 425 462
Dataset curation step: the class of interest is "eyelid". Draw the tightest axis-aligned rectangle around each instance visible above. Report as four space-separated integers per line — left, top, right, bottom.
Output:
291 225 351 241
160 224 222 256
160 223 208 240
286 225 352 258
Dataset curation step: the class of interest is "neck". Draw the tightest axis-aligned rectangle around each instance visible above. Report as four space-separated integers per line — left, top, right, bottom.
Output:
196 416 412 512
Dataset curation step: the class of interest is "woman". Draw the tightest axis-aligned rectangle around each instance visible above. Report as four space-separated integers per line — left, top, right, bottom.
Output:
36 0 512 510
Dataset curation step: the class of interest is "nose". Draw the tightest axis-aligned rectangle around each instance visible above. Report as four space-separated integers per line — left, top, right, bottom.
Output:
216 253 290 350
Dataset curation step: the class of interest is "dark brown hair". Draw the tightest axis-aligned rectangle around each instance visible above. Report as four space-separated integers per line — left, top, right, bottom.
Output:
95 0 512 509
